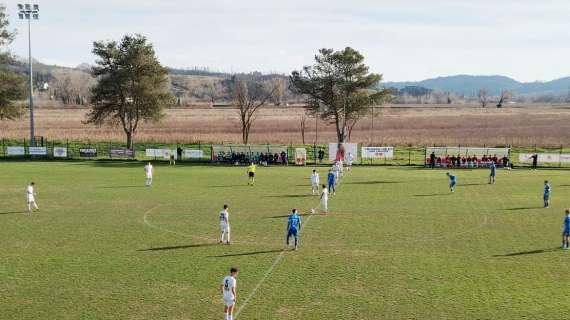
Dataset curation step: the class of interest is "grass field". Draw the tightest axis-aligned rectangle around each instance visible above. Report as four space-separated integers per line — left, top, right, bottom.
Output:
1 162 570 319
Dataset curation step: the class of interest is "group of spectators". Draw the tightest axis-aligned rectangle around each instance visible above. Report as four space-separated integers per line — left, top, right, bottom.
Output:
428 152 511 169
213 151 288 166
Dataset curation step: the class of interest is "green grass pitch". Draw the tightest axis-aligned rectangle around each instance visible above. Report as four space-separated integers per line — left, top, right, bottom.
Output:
1 161 569 319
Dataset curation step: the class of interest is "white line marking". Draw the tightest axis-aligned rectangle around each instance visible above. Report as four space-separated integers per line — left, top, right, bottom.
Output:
143 207 215 242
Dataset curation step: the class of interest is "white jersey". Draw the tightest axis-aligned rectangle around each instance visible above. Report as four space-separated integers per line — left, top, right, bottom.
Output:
221 276 237 299
311 173 320 185
27 185 35 201
220 210 229 224
321 188 328 201
144 164 153 177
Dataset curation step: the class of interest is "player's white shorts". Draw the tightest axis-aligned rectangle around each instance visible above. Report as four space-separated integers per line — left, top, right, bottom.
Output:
321 199 328 209
146 174 153 179
223 293 235 307
27 196 35 203
220 223 230 233
312 182 318 188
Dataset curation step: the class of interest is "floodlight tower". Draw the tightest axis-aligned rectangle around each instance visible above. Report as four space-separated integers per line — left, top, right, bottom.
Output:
17 4 39 147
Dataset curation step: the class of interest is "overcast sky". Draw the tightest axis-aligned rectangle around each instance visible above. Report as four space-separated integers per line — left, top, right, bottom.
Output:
4 0 570 82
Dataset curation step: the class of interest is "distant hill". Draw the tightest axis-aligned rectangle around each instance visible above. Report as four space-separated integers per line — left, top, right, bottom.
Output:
385 75 570 96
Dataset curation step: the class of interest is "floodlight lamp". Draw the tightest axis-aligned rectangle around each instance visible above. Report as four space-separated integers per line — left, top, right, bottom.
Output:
18 13 24 19
33 4 39 11
25 13 30 19
25 4 31 10
17 4 23 10
32 13 38 20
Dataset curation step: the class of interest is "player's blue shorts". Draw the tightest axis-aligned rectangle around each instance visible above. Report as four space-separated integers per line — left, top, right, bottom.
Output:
287 228 298 239
563 229 570 236
450 181 456 188
544 194 550 200
490 172 496 177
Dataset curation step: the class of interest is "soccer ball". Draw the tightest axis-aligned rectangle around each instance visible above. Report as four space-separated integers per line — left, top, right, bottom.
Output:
310 208 315 214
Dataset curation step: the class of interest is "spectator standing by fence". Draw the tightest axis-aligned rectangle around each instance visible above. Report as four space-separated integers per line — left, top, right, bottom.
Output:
531 154 538 169
430 152 436 168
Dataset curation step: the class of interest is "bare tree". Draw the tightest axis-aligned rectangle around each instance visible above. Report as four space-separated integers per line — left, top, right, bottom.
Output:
478 88 489 108
233 76 277 144
52 71 94 105
202 80 223 104
270 78 287 106
496 90 511 108
299 114 307 144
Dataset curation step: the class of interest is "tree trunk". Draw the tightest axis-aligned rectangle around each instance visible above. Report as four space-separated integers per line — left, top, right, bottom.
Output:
126 131 134 150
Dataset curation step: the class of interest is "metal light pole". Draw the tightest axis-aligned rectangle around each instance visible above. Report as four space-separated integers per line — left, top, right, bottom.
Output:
18 4 39 147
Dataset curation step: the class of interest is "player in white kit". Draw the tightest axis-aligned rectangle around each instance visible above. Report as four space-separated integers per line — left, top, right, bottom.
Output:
311 170 320 195
27 182 39 213
220 267 238 320
219 205 231 245
144 162 153 186
320 184 329 215
347 152 354 171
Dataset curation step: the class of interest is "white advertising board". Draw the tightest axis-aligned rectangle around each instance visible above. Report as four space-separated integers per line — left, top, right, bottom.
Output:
328 143 358 162
518 153 570 164
295 148 307 165
184 149 204 159
146 149 171 159
362 147 394 159
7 146 25 155
29 147 47 155
53 147 68 158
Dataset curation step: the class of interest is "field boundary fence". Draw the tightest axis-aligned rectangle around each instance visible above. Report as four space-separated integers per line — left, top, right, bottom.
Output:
2 138 570 168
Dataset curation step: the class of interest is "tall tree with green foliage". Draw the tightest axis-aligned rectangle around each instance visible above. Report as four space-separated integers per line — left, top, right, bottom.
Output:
87 34 174 149
0 5 26 120
290 47 391 143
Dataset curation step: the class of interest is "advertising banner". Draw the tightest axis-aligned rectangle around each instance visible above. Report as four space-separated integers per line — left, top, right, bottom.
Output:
145 149 170 159
184 149 204 159
53 147 68 158
29 147 47 156
519 153 570 164
362 147 394 159
328 143 358 162
7 146 25 155
295 148 307 165
79 148 97 157
110 149 134 158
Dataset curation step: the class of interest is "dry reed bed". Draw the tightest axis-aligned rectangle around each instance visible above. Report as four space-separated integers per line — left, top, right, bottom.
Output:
1 106 570 146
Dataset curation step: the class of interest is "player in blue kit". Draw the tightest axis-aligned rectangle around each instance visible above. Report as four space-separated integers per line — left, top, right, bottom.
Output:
562 209 570 250
446 172 457 192
489 162 496 184
285 209 302 251
544 180 551 208
327 169 336 196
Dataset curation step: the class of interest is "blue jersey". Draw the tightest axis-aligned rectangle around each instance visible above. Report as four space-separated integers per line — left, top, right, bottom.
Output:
327 172 335 183
449 175 457 183
544 184 551 196
287 213 302 231
490 163 496 175
564 215 570 231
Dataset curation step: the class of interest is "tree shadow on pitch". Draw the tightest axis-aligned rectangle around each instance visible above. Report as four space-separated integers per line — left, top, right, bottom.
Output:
492 247 560 257
138 243 218 252
0 211 27 215
343 181 400 185
210 249 283 258
266 213 312 219
101 185 146 189
414 193 451 197
268 194 313 198
503 206 543 211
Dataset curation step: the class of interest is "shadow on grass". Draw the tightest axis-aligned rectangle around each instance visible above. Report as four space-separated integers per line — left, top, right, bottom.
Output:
210 249 283 258
414 193 451 197
343 181 400 185
493 247 560 257
268 194 313 198
101 185 146 189
138 243 218 252
266 213 312 219
461 183 487 187
208 185 248 188
0 211 26 215
503 207 543 211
